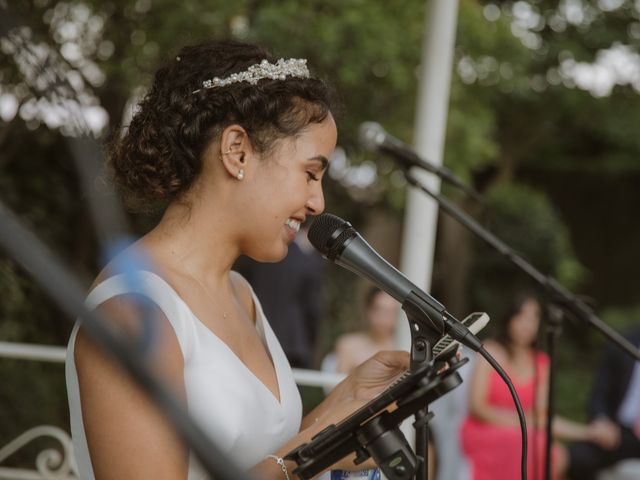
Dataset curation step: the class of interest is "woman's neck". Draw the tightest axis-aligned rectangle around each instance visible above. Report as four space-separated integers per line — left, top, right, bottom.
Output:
367 331 395 348
147 198 239 285
508 343 533 361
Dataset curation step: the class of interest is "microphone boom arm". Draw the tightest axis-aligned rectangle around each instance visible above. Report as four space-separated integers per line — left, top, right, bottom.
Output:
403 171 640 361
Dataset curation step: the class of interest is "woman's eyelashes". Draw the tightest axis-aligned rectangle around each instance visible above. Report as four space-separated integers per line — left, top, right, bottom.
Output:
306 171 320 182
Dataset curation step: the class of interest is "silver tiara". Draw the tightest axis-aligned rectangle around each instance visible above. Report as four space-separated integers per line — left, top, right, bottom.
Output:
193 58 310 93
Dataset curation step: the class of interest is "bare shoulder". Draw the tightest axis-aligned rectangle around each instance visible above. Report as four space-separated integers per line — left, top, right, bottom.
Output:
90 266 115 292
88 234 169 291
481 339 507 362
74 293 184 379
336 332 367 351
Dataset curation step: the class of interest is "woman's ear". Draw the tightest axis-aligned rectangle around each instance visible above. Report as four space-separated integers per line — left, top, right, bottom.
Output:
219 124 254 180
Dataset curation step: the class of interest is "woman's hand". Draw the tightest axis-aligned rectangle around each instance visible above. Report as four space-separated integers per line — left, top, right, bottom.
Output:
588 417 621 450
346 350 411 401
306 351 410 472
338 351 409 405
309 350 410 428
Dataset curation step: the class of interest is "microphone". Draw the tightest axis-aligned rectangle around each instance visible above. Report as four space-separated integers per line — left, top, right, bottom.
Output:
308 213 482 351
358 122 482 202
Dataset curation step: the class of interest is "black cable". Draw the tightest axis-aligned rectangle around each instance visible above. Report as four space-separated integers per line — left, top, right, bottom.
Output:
478 346 528 480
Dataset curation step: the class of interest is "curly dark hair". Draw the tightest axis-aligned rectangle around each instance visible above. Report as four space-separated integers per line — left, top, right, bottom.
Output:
108 40 333 211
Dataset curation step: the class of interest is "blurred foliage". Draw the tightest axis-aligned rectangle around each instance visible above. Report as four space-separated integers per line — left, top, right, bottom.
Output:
1 0 640 451
0 360 68 463
468 183 586 331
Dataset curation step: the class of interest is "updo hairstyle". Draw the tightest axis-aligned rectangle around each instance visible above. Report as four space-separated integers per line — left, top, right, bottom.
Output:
109 41 333 211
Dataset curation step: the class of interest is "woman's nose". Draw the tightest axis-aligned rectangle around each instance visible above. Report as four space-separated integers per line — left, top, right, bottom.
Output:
306 184 325 215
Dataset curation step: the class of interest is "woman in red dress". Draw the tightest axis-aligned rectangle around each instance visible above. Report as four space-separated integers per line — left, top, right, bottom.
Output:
461 293 598 480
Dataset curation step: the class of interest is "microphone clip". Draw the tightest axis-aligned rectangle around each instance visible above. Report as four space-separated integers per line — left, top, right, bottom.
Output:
284 356 467 480
402 290 446 369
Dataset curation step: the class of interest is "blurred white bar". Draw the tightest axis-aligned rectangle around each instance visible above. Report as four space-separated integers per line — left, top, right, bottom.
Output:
0 341 344 389
291 368 346 390
398 0 460 453
397 0 460 349
0 341 66 362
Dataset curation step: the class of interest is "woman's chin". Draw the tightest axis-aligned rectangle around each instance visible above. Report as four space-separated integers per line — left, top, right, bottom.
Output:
248 246 289 264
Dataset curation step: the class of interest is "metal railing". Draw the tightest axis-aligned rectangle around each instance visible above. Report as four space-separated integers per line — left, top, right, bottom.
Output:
0 426 77 480
0 341 345 388
0 340 344 480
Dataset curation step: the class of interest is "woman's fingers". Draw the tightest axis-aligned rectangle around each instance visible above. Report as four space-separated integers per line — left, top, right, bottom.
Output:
373 350 410 368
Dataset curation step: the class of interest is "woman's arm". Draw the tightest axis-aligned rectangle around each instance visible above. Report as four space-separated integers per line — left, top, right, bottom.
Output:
304 349 409 428
532 351 550 428
252 350 411 478
533 354 600 442
551 416 592 441
75 295 189 480
467 342 521 427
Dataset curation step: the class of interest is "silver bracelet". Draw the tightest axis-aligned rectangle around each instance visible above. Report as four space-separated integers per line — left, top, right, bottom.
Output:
266 454 290 480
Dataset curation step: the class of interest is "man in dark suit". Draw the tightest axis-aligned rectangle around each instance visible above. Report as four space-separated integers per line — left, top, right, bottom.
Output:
567 327 640 480
235 227 324 369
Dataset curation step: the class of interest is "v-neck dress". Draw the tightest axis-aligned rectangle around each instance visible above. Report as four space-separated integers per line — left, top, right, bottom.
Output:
65 271 302 480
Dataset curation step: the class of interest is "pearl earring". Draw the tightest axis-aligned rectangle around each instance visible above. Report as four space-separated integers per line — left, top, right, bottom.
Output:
236 169 244 181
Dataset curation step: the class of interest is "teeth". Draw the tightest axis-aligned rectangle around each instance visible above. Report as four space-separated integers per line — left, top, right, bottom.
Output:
285 218 301 233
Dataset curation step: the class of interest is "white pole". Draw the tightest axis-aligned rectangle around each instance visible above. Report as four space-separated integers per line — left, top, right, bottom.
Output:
396 0 459 349
396 0 460 458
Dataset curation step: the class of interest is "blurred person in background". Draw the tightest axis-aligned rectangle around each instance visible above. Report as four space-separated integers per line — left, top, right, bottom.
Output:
461 292 600 480
567 326 640 480
333 287 399 374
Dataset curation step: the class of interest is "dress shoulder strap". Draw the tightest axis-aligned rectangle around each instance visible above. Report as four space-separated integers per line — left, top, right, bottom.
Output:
83 271 195 360
535 350 550 370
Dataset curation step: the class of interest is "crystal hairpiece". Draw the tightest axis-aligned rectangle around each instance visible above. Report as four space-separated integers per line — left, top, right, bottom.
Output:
193 58 310 93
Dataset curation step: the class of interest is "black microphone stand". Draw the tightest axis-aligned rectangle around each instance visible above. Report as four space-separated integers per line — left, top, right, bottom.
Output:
543 304 564 480
401 168 640 480
285 347 466 480
402 296 442 480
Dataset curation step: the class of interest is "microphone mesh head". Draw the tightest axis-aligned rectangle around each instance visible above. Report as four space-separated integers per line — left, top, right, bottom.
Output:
307 213 356 260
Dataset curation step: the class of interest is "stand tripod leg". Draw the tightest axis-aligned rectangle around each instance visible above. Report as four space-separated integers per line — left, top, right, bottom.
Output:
415 406 429 479
545 304 563 480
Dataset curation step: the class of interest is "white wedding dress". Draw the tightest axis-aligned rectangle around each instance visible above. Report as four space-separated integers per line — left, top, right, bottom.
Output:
65 270 302 479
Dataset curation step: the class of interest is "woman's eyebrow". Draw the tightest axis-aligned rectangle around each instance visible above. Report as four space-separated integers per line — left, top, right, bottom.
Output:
307 155 329 170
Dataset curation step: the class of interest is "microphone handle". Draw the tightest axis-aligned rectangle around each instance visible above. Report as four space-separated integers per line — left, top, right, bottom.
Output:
335 234 483 351
334 234 451 332
335 235 444 308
